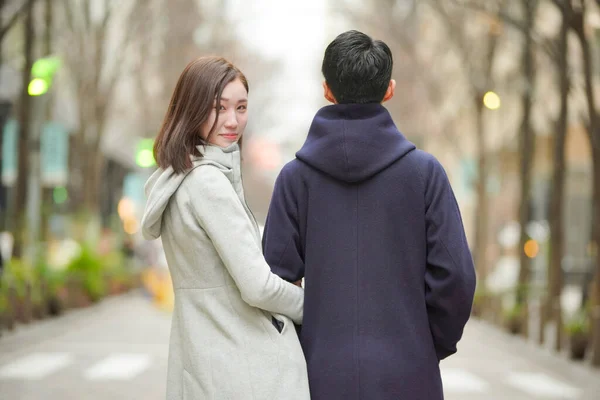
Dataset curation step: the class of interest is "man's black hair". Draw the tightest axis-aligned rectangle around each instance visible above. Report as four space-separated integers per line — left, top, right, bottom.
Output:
321 30 393 104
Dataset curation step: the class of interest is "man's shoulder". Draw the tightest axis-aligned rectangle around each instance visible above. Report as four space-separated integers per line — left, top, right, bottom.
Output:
276 158 307 182
401 149 450 192
407 149 440 167
284 157 306 172
407 149 446 175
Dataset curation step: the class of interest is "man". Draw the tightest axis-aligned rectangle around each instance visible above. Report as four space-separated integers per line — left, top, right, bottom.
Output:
262 30 476 400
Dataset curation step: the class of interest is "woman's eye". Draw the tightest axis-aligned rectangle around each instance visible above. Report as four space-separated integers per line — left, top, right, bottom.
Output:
238 105 247 111
218 105 226 111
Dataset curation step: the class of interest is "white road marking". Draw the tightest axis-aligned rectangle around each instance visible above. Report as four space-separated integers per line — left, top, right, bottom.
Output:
441 368 490 393
84 353 151 381
0 353 73 379
507 372 581 399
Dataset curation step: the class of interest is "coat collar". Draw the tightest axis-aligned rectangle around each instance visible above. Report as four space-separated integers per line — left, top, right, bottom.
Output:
194 143 240 170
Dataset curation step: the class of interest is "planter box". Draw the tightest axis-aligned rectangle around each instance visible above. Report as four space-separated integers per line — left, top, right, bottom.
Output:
504 317 523 335
46 294 64 316
66 276 92 308
9 285 33 324
568 332 589 360
0 310 16 335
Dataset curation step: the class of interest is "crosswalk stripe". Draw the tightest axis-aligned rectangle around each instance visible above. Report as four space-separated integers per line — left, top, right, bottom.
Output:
84 354 151 381
506 372 581 399
0 353 73 380
441 368 489 393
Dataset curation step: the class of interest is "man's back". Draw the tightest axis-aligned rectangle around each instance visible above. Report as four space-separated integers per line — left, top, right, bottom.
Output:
263 103 476 400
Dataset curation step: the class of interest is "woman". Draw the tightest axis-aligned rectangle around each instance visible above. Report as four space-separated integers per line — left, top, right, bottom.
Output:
141 56 310 400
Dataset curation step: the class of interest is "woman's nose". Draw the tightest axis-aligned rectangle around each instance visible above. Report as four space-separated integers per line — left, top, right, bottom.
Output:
224 111 238 129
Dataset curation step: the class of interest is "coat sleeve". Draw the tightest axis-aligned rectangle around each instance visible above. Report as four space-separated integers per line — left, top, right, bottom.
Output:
184 167 304 324
422 155 476 361
262 164 305 283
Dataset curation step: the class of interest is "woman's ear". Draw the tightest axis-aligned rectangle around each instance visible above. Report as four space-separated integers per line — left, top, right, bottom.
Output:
323 81 337 104
382 79 396 103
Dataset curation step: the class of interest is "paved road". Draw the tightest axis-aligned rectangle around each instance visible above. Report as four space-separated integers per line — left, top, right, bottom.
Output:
0 291 599 399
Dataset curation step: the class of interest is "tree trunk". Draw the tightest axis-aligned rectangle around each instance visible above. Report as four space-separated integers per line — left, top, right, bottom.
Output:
543 0 570 351
0 0 6 232
82 110 106 216
515 0 538 339
67 133 85 210
12 1 35 258
591 154 600 366
470 9 504 298
572 1 600 365
83 145 104 214
40 0 53 242
472 96 489 287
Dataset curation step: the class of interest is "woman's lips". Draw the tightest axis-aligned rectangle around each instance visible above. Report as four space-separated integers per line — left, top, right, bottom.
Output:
220 133 237 140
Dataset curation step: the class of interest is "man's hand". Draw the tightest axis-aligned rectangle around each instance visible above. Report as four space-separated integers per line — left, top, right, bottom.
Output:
293 279 303 288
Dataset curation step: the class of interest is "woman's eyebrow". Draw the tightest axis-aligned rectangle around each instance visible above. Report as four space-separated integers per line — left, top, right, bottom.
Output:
219 97 248 102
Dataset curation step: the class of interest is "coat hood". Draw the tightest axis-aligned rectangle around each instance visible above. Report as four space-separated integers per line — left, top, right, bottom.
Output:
141 143 238 240
296 103 416 183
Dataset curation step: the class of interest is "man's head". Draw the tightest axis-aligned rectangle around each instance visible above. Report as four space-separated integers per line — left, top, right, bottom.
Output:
322 30 395 105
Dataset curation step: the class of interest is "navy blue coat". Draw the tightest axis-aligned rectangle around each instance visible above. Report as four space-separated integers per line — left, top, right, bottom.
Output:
262 103 476 400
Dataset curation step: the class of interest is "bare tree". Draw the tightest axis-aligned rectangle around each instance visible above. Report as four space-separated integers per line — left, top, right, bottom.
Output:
425 0 508 293
58 0 149 215
514 0 539 338
11 0 34 258
0 0 36 43
536 0 571 352
570 0 600 367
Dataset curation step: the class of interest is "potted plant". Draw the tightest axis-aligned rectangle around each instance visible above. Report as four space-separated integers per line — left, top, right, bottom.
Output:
101 251 130 295
30 281 47 320
503 303 523 335
4 259 35 324
45 269 67 316
0 291 9 336
565 311 589 361
1 286 16 331
66 246 106 306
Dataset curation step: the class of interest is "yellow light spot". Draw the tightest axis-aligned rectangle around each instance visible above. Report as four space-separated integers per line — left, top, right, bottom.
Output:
118 197 135 220
483 91 501 110
123 217 138 235
524 239 539 258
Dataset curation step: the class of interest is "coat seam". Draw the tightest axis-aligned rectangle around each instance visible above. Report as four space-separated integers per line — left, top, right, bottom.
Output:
341 117 350 176
355 185 360 397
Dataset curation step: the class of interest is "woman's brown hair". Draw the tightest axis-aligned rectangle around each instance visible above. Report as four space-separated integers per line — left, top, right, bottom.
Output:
153 56 249 173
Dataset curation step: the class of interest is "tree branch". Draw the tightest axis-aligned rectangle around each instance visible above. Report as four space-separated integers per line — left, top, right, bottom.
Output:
448 0 560 62
93 0 147 147
84 0 92 29
0 0 37 42
101 0 111 29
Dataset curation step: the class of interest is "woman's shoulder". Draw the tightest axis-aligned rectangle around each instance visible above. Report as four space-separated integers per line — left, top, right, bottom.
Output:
181 164 231 192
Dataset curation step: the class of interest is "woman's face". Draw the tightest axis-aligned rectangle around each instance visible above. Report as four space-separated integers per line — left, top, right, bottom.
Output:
201 78 248 148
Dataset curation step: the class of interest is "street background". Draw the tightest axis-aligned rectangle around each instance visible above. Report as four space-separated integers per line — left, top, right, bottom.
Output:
1 291 599 399
2 0 600 398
